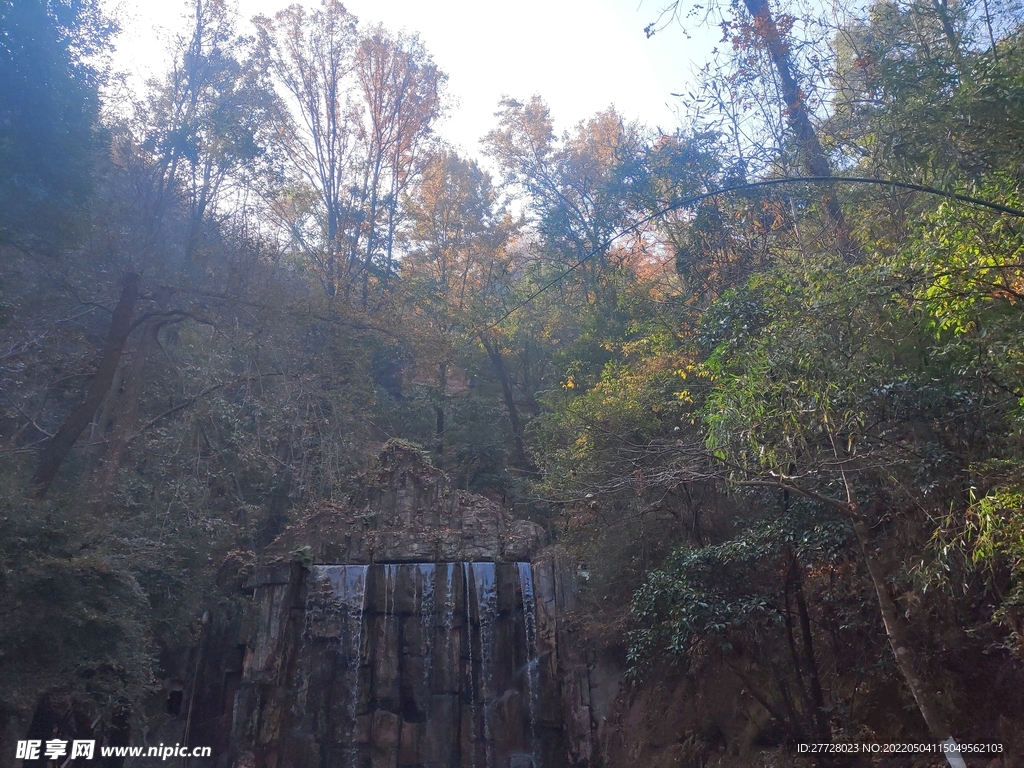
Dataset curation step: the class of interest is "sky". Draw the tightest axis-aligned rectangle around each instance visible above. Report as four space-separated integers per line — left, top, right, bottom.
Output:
103 0 721 156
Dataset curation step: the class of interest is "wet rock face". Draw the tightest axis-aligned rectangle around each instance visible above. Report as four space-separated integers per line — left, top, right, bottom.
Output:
233 563 565 768
229 446 581 768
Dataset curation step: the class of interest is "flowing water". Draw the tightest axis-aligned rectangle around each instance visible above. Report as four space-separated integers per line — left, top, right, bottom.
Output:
471 562 499 768
307 564 369 768
297 562 544 768
518 562 540 766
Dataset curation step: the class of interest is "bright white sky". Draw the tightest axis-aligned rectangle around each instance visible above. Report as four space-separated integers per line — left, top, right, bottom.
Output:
103 0 720 156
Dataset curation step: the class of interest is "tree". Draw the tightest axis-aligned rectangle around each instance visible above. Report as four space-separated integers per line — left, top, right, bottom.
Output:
354 25 445 299
484 99 649 302
400 149 524 474
254 0 360 297
698 255 1019 753
483 99 668 429
828 0 1024 187
30 272 140 498
631 508 851 744
255 3 445 302
27 0 282 503
651 0 862 257
140 0 277 260
0 0 112 250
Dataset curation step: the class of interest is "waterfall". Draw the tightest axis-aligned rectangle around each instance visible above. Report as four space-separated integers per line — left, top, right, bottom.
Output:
442 563 456 708
309 565 368 768
442 562 455 638
383 563 398 661
417 563 436 694
518 562 540 766
462 562 478 768
471 562 498 768
287 562 551 768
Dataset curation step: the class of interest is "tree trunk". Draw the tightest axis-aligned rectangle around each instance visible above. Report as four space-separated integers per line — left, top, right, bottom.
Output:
792 553 830 742
435 362 446 468
258 430 295 547
742 0 859 259
479 332 532 472
88 288 174 509
772 479 963 765
31 272 140 498
851 516 957 746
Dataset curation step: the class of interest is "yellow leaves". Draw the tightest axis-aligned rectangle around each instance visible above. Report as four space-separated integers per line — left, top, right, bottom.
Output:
564 375 576 389
673 361 702 380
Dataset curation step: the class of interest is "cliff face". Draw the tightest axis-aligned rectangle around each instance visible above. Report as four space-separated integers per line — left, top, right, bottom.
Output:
268 441 545 565
231 561 566 768
146 443 586 768
590 659 783 768
131 443 741 768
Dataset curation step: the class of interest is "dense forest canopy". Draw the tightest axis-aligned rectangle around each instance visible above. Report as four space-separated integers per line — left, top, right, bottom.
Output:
2 0 1024 760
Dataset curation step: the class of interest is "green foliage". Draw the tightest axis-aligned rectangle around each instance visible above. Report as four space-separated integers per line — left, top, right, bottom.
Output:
290 545 314 567
629 505 852 672
829 0 1024 180
703 261 872 479
535 336 695 494
963 487 1024 576
0 0 112 249
937 478 1024 643
0 482 156 721
899 180 1024 337
698 249 1020 504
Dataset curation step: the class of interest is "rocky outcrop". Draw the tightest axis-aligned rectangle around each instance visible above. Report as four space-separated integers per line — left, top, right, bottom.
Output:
224 443 575 768
106 444 597 768
230 562 566 768
269 441 546 565
594 663 779 768
529 548 789 768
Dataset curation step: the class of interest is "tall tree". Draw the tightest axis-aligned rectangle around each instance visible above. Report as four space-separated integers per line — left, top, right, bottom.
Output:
484 99 648 299
0 0 111 250
255 3 445 302
30 272 140 498
402 149 522 468
254 0 360 297
652 0 860 257
141 0 276 259
355 26 445 299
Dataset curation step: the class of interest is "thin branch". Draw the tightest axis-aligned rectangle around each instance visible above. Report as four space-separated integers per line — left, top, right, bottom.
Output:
477 175 1024 335
122 382 229 448
127 309 214 333
15 406 54 438
736 476 859 519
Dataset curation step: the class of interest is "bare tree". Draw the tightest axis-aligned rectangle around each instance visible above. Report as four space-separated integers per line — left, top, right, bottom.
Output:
255 1 360 297
355 26 445 300
256 4 445 303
